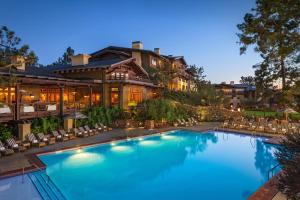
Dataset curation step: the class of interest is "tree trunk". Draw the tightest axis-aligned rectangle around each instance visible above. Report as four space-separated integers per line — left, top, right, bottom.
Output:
281 57 286 90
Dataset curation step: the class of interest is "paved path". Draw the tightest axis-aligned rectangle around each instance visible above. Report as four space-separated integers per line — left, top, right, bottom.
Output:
0 122 220 176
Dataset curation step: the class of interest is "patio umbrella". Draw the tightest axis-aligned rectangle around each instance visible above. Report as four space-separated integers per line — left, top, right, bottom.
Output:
283 108 298 120
64 112 87 128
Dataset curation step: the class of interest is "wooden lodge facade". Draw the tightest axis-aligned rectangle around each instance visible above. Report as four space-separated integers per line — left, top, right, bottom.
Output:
0 41 196 123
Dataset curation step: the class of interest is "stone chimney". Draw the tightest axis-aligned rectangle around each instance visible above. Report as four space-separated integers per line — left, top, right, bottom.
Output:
69 54 91 66
11 55 26 70
154 48 160 55
132 41 143 50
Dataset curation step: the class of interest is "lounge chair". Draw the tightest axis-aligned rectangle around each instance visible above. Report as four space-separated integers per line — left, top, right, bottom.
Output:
28 133 46 148
188 118 195 126
94 124 102 132
78 127 89 137
84 125 97 136
6 138 26 152
59 130 75 140
51 130 65 141
177 119 186 126
98 123 108 131
222 120 229 128
191 117 200 125
73 128 87 137
37 133 55 145
0 141 14 156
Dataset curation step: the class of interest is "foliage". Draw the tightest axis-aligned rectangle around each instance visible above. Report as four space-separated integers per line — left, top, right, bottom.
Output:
0 25 38 67
240 76 255 85
243 110 300 121
198 106 226 121
276 133 300 200
186 64 206 88
244 110 283 119
77 106 129 126
51 47 75 66
163 83 229 107
240 98 257 110
144 62 179 88
31 116 62 133
0 123 12 141
237 0 300 89
136 98 194 123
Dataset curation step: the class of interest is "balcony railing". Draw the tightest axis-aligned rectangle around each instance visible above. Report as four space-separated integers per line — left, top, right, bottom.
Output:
0 104 15 122
106 73 151 83
0 102 90 121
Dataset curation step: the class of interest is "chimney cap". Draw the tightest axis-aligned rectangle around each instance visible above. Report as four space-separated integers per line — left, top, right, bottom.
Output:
69 54 91 66
154 48 160 55
132 41 142 44
132 41 143 50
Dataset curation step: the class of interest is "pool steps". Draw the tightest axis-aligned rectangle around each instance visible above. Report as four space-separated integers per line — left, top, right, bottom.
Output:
28 170 66 200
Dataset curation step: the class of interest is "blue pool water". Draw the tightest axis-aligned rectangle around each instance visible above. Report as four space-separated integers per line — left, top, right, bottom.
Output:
39 130 279 200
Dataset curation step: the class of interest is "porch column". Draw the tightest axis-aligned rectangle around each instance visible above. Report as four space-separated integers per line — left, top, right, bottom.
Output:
89 86 92 108
101 70 107 107
15 84 20 120
119 83 123 109
8 87 11 105
59 85 64 117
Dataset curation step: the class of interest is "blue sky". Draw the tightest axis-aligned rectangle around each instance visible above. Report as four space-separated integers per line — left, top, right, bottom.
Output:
0 0 261 83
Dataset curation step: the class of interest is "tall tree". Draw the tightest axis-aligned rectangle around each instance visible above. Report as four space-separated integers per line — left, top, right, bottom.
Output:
186 64 206 88
51 47 75 66
240 75 255 85
0 26 38 67
237 0 300 90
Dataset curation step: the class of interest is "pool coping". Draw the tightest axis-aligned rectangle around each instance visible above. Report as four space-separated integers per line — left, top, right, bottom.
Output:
248 172 282 200
0 128 282 200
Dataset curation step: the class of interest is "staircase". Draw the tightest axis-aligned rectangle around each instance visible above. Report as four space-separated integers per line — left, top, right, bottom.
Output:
28 170 66 200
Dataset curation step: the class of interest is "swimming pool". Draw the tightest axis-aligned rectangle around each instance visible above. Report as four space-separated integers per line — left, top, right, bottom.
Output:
37 130 279 200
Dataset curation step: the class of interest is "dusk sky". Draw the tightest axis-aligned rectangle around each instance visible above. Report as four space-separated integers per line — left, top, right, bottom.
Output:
0 0 261 83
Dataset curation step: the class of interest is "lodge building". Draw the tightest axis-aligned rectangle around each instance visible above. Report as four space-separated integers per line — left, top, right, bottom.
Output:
0 41 196 123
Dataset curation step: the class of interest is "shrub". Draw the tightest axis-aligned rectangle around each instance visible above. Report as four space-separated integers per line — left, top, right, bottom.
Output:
31 116 62 133
82 106 129 126
136 98 195 123
276 133 300 200
0 123 13 141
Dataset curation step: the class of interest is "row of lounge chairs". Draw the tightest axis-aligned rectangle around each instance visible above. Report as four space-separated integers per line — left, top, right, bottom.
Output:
222 118 300 134
0 123 108 158
176 117 200 127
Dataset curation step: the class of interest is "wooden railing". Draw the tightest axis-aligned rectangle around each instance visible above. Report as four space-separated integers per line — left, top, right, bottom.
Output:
106 74 151 83
0 102 91 121
0 104 15 122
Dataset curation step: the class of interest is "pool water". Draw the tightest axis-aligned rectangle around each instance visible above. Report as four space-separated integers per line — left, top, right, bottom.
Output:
39 130 279 200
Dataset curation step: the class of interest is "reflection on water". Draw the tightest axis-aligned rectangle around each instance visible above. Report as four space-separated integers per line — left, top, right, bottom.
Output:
255 139 278 181
40 131 278 200
65 152 105 167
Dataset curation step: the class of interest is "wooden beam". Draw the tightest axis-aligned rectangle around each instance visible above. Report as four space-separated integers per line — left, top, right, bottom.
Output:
59 86 64 117
15 84 20 120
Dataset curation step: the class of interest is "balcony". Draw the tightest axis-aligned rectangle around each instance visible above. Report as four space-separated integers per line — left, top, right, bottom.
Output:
0 104 14 122
0 102 90 122
106 73 151 83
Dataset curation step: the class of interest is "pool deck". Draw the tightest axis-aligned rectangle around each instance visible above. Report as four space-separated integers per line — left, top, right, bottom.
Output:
248 172 287 200
0 122 219 178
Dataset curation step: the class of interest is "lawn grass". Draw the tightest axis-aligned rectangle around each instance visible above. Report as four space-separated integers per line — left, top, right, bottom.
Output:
244 110 300 121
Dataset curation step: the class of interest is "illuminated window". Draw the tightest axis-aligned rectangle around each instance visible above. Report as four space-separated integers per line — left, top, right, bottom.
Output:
128 88 142 106
151 58 157 66
111 87 119 106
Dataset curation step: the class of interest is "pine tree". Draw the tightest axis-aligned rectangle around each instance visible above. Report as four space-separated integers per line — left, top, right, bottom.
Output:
237 0 300 90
